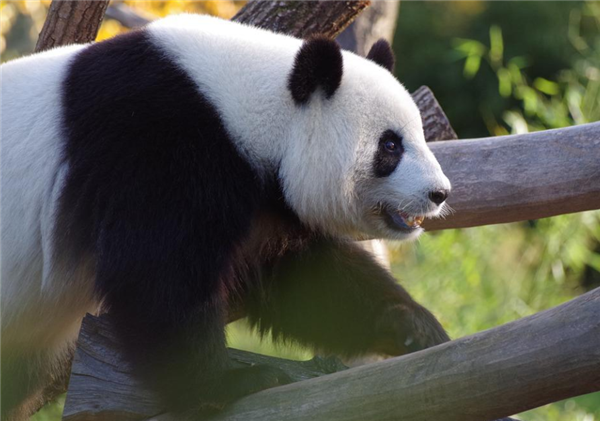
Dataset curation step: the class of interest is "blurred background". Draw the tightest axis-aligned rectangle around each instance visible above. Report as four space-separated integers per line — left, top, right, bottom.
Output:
1 1 599 420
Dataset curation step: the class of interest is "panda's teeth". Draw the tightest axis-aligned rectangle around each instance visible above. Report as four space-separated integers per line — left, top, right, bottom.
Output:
399 213 425 228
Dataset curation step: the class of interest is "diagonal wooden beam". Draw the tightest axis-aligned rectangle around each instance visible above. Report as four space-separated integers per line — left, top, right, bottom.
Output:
62 289 600 420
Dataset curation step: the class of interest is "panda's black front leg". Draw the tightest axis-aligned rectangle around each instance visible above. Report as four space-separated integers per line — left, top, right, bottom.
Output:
93 209 289 418
245 239 449 357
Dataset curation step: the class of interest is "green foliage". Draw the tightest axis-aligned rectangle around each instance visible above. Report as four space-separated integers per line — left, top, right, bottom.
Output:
453 2 600 135
30 395 65 421
392 211 600 356
394 1 596 138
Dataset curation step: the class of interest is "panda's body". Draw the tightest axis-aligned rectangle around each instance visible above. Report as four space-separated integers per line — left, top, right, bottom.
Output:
1 15 451 420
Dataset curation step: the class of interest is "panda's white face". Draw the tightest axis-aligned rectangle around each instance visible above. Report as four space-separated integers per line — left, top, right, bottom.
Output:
280 38 451 241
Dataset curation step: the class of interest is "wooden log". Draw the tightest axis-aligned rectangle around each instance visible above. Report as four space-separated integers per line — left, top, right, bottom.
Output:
35 0 109 52
424 121 600 231
233 0 371 39
413 86 459 141
62 289 600 420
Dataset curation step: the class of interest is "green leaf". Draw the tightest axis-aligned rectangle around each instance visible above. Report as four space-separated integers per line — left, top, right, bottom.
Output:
497 67 512 97
533 77 560 95
464 54 482 78
489 25 504 65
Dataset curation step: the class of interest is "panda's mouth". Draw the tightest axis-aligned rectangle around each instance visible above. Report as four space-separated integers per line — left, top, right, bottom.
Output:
374 204 425 232
392 211 424 228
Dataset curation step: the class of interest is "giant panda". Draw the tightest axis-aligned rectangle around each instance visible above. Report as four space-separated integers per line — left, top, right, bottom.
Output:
1 14 451 420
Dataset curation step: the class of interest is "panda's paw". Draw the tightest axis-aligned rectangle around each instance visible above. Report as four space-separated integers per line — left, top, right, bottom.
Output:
374 303 450 355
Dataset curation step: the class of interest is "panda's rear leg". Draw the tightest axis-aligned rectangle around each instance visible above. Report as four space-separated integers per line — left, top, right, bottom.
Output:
1 344 73 421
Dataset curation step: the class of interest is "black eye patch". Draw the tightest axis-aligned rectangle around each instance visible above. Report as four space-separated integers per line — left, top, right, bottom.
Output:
373 130 404 178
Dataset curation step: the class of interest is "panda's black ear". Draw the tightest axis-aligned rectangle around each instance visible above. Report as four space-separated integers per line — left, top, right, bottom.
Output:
366 39 395 72
288 36 343 105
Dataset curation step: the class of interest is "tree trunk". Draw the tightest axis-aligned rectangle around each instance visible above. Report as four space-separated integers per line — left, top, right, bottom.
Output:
36 0 109 52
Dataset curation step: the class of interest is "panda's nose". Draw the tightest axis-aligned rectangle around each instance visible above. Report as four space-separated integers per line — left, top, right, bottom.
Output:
428 189 449 205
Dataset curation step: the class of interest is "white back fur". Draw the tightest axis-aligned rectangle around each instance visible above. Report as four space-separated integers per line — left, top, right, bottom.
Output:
1 45 99 350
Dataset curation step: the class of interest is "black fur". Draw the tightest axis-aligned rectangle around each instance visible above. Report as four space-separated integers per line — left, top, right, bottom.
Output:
374 129 404 177
54 28 448 418
288 36 343 104
58 30 280 416
366 39 395 72
244 238 449 357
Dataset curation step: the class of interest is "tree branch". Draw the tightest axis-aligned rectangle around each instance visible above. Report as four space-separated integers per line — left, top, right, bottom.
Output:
424 122 600 231
36 0 109 52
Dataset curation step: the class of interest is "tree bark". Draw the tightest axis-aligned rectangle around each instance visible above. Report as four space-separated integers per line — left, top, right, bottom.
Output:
233 0 371 39
424 121 600 231
413 86 459 141
62 288 600 420
36 0 109 52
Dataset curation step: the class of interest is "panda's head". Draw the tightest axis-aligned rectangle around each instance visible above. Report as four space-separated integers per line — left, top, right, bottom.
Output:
279 36 451 241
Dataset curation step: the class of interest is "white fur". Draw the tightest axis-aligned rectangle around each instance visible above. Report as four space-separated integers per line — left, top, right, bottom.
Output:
1 45 99 354
148 15 450 241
